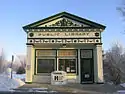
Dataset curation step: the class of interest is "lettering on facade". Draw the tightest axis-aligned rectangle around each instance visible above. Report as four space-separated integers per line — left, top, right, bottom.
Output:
37 32 89 36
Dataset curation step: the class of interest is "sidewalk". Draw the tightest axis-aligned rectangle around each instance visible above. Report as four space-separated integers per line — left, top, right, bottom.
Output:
19 83 125 94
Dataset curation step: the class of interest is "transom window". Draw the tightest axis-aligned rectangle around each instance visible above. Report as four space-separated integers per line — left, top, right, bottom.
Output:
58 49 77 56
36 50 56 56
81 50 92 58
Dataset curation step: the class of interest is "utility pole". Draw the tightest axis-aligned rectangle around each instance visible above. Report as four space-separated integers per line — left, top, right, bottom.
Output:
11 55 14 79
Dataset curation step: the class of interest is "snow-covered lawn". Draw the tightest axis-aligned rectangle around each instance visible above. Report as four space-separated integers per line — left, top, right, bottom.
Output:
0 74 25 91
0 69 25 91
120 83 125 88
12 72 26 81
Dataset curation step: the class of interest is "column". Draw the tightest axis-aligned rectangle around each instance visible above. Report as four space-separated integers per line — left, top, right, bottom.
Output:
56 50 59 71
78 49 81 83
94 44 104 83
25 44 34 83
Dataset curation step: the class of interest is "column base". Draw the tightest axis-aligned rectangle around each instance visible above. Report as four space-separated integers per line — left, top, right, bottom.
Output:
95 82 104 84
25 82 32 84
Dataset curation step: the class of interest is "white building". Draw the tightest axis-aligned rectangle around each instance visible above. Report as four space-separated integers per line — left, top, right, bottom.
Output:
23 12 106 84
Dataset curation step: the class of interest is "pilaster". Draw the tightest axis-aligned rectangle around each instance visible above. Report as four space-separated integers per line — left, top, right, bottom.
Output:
94 44 104 83
26 44 34 83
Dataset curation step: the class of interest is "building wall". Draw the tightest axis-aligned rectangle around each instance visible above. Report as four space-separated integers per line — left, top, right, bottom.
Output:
26 43 103 84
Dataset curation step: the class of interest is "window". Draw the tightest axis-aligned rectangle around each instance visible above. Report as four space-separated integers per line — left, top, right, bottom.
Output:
59 59 76 73
35 50 56 74
37 59 54 73
81 50 92 58
36 50 56 56
58 50 76 56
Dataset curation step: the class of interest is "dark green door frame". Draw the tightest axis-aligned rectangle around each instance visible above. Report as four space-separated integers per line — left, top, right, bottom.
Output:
80 49 94 84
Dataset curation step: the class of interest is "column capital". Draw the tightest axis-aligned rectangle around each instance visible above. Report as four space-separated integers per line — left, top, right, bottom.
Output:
94 43 103 46
26 43 34 46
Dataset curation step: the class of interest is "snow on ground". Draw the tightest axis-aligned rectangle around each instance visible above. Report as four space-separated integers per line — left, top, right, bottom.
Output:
120 83 125 88
0 74 25 91
12 72 26 81
6 68 26 81
0 68 25 91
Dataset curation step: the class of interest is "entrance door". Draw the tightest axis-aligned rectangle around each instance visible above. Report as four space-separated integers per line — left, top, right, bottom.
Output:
81 59 93 83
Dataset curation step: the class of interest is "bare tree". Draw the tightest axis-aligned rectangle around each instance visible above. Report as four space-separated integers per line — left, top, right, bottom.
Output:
117 0 125 33
0 49 7 73
16 55 26 68
103 43 125 84
117 0 125 17
16 55 26 74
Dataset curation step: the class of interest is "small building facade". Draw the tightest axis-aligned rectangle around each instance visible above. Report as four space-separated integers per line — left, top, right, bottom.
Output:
23 12 106 84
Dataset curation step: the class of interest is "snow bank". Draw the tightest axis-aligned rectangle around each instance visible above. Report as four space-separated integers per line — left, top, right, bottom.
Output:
12 73 26 81
120 83 125 88
5 68 26 81
0 74 25 91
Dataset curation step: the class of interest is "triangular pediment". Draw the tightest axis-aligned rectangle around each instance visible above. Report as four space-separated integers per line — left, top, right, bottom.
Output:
38 17 90 27
23 12 106 29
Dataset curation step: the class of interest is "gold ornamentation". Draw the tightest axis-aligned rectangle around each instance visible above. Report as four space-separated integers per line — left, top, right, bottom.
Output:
50 18 80 27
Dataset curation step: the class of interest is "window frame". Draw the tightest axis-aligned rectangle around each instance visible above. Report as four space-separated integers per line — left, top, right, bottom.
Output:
58 59 76 73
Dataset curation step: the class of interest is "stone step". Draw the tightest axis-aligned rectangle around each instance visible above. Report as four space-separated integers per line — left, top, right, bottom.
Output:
33 75 51 83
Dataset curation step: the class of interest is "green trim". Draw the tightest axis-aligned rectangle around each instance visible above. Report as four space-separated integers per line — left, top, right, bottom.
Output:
100 31 102 43
26 43 34 46
25 82 32 84
56 50 57 71
24 27 103 30
34 49 36 75
94 43 103 45
92 49 94 83
25 27 101 29
95 82 104 84
23 12 106 31
76 49 78 75
27 37 101 39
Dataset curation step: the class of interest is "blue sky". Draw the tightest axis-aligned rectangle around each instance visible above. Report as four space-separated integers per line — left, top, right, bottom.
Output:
0 0 124 60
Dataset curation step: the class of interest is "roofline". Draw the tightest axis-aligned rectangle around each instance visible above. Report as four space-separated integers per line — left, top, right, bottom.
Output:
23 26 104 29
23 11 106 30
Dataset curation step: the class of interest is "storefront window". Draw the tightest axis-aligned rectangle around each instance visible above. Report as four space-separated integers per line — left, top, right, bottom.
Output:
59 59 76 73
37 59 54 73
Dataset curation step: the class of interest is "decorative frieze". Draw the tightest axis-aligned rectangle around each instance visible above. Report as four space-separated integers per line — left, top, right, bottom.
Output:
27 29 101 32
27 38 101 44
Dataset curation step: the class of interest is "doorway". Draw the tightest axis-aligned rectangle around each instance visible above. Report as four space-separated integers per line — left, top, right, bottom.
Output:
80 49 94 83
81 59 93 83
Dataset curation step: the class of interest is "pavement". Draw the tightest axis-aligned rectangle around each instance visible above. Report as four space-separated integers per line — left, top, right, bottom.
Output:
18 83 125 94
